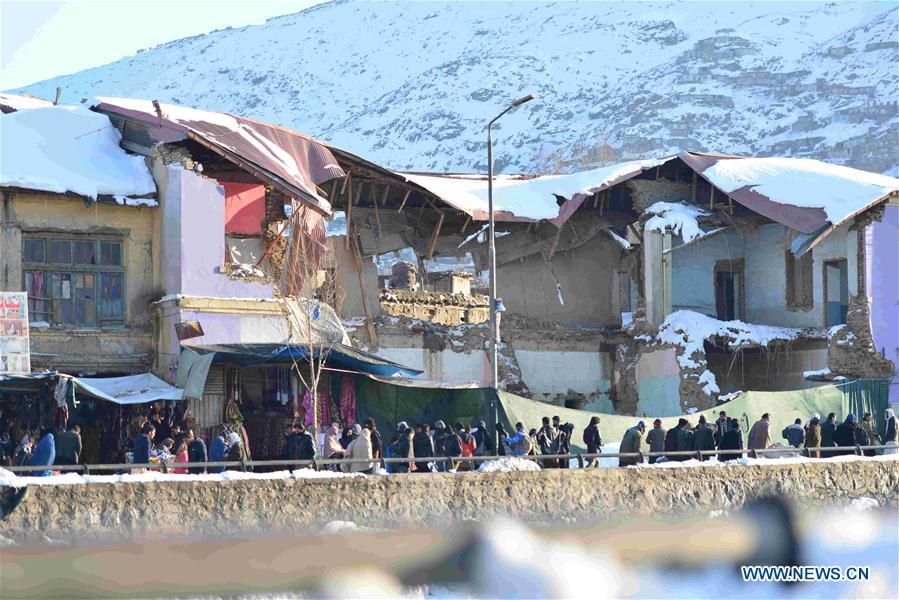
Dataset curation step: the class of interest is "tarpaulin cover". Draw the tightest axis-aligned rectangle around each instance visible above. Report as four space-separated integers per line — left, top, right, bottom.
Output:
499 381 890 452
0 370 56 392
346 376 889 454
184 342 422 378
73 373 183 405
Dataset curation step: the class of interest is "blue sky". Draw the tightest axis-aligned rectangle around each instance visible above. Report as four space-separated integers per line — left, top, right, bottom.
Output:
1 0 322 89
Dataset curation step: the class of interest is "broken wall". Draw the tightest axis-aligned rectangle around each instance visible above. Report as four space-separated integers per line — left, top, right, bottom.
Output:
671 229 746 316
496 234 621 327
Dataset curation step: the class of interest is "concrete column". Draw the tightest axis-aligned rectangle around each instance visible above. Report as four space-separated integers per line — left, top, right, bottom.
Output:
643 230 672 326
0 193 22 292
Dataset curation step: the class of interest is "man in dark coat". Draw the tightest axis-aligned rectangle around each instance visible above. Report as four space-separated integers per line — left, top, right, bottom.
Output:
433 421 450 470
583 416 602 467
782 418 805 448
444 423 463 470
472 420 495 456
412 424 434 473
665 418 685 461
55 424 82 466
691 415 716 461
390 424 413 473
619 422 646 466
676 421 694 461
363 418 382 459
495 423 509 457
557 423 574 469
714 411 729 444
295 425 316 461
645 419 666 464
821 413 838 458
187 430 207 474
833 413 858 456
132 423 155 466
718 419 744 459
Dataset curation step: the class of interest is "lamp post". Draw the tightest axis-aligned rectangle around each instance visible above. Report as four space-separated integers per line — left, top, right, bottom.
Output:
486 94 534 441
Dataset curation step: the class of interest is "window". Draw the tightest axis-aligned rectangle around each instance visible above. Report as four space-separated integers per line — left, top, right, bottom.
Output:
22 235 125 327
785 250 813 311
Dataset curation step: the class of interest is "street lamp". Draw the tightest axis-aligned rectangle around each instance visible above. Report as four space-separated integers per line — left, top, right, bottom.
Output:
486 94 535 436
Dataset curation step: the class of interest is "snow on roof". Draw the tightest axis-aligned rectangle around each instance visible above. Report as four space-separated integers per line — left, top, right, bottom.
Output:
94 97 342 214
643 202 708 243
402 157 668 221
0 105 156 200
702 156 899 229
0 92 53 112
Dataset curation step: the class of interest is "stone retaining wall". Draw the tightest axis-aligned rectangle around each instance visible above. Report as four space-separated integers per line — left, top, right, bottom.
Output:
2 460 896 544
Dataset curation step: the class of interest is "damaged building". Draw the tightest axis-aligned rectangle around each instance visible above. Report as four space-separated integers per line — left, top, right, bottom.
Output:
316 149 898 415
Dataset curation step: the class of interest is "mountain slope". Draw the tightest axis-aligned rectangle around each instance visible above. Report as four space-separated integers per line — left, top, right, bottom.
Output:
11 0 897 174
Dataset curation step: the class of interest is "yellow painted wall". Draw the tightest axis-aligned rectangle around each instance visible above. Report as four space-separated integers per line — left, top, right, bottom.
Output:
0 191 157 372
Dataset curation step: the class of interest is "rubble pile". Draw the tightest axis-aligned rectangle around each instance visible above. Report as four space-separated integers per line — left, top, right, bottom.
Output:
380 289 489 326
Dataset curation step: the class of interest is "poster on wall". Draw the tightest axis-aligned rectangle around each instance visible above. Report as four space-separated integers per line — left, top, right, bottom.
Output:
0 292 31 374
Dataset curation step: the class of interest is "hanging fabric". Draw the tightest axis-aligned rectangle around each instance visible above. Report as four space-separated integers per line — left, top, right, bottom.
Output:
339 373 356 426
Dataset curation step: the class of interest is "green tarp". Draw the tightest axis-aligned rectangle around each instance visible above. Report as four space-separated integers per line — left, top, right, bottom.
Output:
354 375 890 453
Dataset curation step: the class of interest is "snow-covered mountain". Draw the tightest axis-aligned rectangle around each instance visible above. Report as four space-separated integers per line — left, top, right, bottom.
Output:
11 1 898 174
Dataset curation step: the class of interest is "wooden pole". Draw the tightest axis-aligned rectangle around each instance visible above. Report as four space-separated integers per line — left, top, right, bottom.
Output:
344 176 353 251
397 189 411 213
425 212 445 260
350 232 378 348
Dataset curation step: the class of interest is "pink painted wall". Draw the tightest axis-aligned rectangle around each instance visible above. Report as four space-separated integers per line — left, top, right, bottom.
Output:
867 205 899 404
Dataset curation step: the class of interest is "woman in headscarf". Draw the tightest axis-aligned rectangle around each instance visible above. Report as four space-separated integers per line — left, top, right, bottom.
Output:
804 415 822 458
339 426 355 450
881 408 897 455
207 435 227 474
341 426 374 473
226 431 246 463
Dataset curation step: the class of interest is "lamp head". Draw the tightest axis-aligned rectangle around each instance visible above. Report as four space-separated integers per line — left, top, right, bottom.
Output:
511 94 535 107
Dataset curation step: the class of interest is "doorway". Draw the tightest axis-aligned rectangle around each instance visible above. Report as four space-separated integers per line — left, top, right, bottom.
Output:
824 259 849 327
714 259 745 321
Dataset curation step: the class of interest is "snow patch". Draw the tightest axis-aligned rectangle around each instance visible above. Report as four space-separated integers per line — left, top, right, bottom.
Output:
697 370 720 395
644 202 708 243
477 457 541 473
804 367 832 379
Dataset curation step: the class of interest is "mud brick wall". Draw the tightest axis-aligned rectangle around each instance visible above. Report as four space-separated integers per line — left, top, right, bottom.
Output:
2 460 896 544
828 295 895 378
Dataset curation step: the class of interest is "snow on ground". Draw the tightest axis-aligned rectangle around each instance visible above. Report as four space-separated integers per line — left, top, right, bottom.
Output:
477 457 541 473
703 157 898 227
643 202 708 243
803 367 832 379
0 467 364 488
0 92 53 111
0 105 156 199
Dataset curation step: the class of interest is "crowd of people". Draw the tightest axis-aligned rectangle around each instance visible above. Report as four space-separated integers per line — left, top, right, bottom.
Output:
7 406 897 476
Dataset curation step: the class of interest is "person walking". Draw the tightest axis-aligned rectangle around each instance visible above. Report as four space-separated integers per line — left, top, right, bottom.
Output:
504 423 532 457
881 408 897 455
536 417 559 466
691 415 716 461
747 413 772 453
495 423 509 457
413 423 435 473
444 423 464 471
645 419 666 464
804 415 822 458
714 411 729 444
390 424 414 473
665 419 685 461
342 427 375 474
718 419 744 459
29 427 56 477
472 420 494 457
187 430 207 474
458 425 477 471
55 424 82 466
782 418 805 448
859 413 876 456
619 422 646 467
676 420 694 462
583 416 603 467
821 413 839 458
132 422 155 470
363 418 382 460
833 413 859 456
295 424 316 461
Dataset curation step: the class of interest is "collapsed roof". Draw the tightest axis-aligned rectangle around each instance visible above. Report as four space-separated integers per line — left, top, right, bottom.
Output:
92 97 345 215
0 105 157 201
0 92 53 114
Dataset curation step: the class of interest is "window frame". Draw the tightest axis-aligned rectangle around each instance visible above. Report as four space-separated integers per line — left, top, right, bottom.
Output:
785 249 814 312
21 233 126 328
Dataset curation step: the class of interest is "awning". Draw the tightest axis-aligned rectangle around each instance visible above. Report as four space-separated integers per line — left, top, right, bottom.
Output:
183 342 423 378
0 371 57 392
72 373 183 405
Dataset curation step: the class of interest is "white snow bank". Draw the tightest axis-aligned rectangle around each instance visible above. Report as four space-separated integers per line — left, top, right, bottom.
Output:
704 157 899 227
0 467 364 487
402 157 668 221
0 105 156 200
631 453 899 469
644 201 708 243
803 367 832 378
0 93 53 111
477 457 541 473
